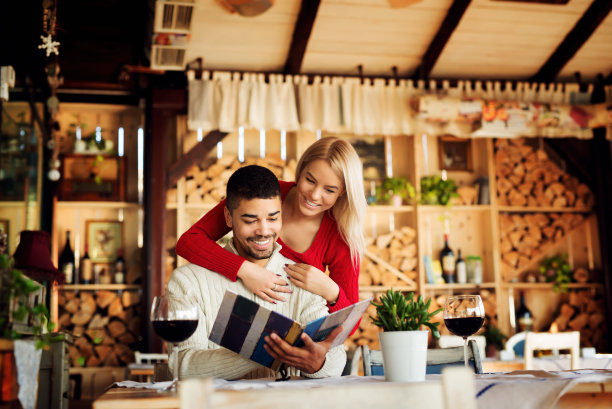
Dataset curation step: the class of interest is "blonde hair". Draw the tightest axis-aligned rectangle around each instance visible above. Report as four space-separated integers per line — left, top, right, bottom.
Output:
295 137 366 265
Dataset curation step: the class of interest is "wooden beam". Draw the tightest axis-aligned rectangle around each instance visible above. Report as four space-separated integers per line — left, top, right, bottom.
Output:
544 139 591 187
144 88 185 353
166 130 229 189
531 0 612 82
284 0 322 75
590 129 612 352
413 0 472 80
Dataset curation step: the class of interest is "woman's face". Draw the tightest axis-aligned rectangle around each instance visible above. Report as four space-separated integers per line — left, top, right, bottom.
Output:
294 159 344 216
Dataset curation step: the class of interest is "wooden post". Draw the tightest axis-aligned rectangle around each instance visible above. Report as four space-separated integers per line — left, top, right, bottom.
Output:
144 88 186 353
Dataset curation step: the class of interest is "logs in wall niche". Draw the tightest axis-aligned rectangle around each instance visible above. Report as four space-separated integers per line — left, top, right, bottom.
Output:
550 290 606 351
360 227 419 288
494 138 593 208
498 212 585 281
58 290 141 367
167 154 297 205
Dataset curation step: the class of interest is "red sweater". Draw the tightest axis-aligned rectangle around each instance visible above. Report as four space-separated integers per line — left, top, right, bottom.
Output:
175 181 360 313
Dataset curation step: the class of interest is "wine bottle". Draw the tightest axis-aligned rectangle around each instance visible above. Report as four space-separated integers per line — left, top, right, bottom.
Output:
114 248 125 284
59 230 75 284
440 234 455 283
516 291 533 332
456 248 467 284
81 244 93 284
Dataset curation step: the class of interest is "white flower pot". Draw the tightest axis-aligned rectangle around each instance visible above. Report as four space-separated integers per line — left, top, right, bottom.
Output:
379 330 428 382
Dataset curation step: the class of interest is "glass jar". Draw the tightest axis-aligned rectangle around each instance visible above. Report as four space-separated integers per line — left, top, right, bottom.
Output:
467 255 483 284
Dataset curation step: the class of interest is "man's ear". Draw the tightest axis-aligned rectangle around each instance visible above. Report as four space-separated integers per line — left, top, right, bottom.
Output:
224 206 233 229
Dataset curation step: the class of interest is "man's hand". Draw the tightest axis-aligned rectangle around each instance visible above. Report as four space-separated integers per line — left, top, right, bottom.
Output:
263 325 344 374
237 262 290 303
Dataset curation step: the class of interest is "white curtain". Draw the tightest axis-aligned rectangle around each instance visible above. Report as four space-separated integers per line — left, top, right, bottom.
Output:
187 71 607 138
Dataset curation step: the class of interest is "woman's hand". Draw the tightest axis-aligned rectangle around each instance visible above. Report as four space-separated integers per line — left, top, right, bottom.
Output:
284 263 339 305
237 262 290 303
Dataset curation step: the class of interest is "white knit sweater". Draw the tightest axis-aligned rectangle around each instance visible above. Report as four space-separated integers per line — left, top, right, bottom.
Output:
166 242 346 380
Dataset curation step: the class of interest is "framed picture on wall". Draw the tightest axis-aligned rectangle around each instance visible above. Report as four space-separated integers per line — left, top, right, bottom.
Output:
86 220 123 262
438 136 472 171
0 219 8 254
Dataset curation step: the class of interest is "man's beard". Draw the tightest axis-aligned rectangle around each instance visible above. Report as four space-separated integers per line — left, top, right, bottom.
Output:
242 234 276 260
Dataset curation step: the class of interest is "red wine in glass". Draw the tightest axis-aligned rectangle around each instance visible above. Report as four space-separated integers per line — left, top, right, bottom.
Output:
151 295 198 391
152 320 198 344
443 295 485 367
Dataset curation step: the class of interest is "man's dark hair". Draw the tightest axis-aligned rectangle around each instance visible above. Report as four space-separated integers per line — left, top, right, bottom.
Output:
226 165 281 211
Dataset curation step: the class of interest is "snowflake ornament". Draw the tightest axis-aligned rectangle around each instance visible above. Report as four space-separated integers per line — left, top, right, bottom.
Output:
39 34 60 57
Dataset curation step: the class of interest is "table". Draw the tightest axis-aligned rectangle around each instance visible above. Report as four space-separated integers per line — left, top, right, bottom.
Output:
93 370 612 409
483 355 612 373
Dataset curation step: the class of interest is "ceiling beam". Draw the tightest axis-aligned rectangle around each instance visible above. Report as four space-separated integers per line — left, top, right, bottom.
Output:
284 0 322 75
166 130 229 189
531 0 612 83
413 0 472 80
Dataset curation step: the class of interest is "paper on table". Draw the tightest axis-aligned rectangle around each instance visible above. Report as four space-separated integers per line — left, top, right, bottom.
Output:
113 380 173 390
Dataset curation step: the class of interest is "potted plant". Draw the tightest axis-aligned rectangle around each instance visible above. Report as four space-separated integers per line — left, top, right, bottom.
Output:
539 253 572 293
419 175 458 206
370 289 441 381
377 176 415 206
483 324 507 358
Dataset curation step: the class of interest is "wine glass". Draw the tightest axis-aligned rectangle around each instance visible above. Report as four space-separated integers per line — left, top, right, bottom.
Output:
443 295 485 367
151 295 198 391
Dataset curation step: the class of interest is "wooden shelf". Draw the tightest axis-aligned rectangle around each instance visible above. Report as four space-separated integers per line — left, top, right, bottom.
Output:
419 205 491 212
56 201 141 209
166 203 215 211
502 282 602 290
0 201 36 207
498 206 592 213
367 205 414 213
423 283 497 291
359 285 417 292
60 284 141 291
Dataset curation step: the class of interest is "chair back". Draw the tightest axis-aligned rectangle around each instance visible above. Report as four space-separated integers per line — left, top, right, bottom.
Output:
361 340 483 376
134 351 168 364
524 331 580 370
502 331 527 359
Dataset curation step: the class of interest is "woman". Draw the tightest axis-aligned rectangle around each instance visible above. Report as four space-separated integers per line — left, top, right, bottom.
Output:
175 136 366 312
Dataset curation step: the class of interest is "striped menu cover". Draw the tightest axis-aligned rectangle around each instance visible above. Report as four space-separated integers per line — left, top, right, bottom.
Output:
209 290 372 371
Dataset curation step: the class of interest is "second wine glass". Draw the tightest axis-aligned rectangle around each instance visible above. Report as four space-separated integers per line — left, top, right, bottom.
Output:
443 294 485 367
151 294 198 391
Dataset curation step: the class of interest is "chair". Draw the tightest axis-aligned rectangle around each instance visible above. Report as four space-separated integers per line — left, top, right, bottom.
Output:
361 340 483 376
524 331 580 370
179 366 477 409
127 352 168 382
500 331 526 360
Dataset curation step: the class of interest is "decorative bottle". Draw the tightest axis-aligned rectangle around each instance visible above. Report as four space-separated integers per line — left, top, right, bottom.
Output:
59 230 75 284
114 248 125 284
80 244 93 284
516 291 534 332
456 249 467 284
440 234 455 283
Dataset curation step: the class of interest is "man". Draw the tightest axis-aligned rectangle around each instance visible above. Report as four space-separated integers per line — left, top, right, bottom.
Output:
166 165 346 380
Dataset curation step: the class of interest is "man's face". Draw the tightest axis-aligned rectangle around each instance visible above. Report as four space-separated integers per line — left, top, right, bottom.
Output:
224 197 282 265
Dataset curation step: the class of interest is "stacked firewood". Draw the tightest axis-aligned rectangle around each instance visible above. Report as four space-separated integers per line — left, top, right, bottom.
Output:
549 290 606 351
494 138 594 208
167 154 297 205
359 227 419 288
58 290 141 367
498 212 585 280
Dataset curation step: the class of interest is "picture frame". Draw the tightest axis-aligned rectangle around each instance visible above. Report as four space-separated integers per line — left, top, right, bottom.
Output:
86 220 123 263
438 135 472 171
0 219 8 253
